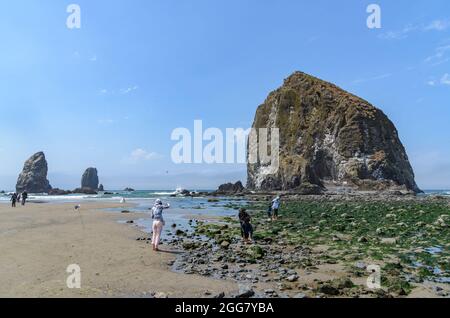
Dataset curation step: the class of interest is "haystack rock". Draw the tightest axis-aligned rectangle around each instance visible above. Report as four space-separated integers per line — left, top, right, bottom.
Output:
16 152 52 193
247 71 421 193
81 167 99 190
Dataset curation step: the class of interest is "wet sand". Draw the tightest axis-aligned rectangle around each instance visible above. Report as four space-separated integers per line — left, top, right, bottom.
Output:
0 202 236 297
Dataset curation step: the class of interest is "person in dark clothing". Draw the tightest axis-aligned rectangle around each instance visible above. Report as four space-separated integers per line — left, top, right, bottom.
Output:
238 208 253 244
267 204 272 221
21 191 28 206
11 193 18 208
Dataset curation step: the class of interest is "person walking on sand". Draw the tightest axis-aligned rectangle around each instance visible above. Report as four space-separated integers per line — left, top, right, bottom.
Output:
11 193 18 208
238 208 253 244
21 191 28 206
271 196 281 221
151 198 170 251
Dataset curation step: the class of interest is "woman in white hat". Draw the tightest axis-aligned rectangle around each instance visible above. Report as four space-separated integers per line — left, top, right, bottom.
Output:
151 198 170 251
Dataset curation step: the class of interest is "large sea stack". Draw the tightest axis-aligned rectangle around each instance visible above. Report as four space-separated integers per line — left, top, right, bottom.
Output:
16 152 52 193
247 71 420 193
81 167 99 190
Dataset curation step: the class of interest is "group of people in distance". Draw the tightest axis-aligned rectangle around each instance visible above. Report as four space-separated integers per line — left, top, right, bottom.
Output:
238 196 281 244
10 191 28 207
148 195 282 251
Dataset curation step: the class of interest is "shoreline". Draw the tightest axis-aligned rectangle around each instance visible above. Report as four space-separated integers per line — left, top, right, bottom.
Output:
0 194 448 298
0 201 236 298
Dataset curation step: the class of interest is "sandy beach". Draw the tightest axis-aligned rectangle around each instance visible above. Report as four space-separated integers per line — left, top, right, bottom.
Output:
0 202 236 298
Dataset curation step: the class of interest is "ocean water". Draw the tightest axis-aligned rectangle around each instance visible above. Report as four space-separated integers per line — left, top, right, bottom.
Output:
1 189 449 203
0 190 211 203
0 190 245 241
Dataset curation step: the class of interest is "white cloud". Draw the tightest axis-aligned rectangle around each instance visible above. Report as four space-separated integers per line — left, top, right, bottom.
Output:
126 148 163 163
89 55 97 62
98 86 139 96
441 73 450 85
98 118 116 124
378 24 418 40
120 85 139 95
351 73 392 85
426 73 450 86
424 44 450 66
425 19 450 31
379 19 450 40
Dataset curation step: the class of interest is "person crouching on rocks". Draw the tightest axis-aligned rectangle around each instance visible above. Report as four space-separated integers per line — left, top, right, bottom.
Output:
238 208 253 244
151 198 170 251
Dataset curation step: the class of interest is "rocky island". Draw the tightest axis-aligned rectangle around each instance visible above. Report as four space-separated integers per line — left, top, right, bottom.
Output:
16 152 52 193
247 71 420 195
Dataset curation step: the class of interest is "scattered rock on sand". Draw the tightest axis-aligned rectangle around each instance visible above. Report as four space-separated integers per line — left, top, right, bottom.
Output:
236 285 255 298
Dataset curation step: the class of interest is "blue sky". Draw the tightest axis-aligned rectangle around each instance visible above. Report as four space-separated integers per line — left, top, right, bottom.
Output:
0 0 449 190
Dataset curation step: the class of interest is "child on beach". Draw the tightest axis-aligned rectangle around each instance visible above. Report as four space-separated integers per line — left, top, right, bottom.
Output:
150 198 170 251
238 208 253 244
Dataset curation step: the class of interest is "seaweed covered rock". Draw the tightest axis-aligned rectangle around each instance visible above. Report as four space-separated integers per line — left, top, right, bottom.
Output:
247 71 421 193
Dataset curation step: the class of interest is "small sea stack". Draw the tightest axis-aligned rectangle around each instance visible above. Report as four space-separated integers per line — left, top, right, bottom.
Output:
16 152 52 193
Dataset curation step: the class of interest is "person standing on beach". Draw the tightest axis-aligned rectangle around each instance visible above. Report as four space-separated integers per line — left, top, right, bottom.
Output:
21 191 28 206
151 198 170 251
271 196 281 221
10 193 18 208
238 208 253 244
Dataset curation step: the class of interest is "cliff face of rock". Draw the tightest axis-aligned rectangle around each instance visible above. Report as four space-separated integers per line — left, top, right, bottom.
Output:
16 152 52 193
247 71 421 193
81 167 99 190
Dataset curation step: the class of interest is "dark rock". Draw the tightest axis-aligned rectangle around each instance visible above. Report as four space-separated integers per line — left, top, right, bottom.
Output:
175 229 186 236
98 184 104 191
16 152 52 193
247 71 421 193
73 187 98 195
318 284 340 296
236 285 255 298
215 181 245 194
124 187 135 192
48 188 72 195
81 167 99 190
